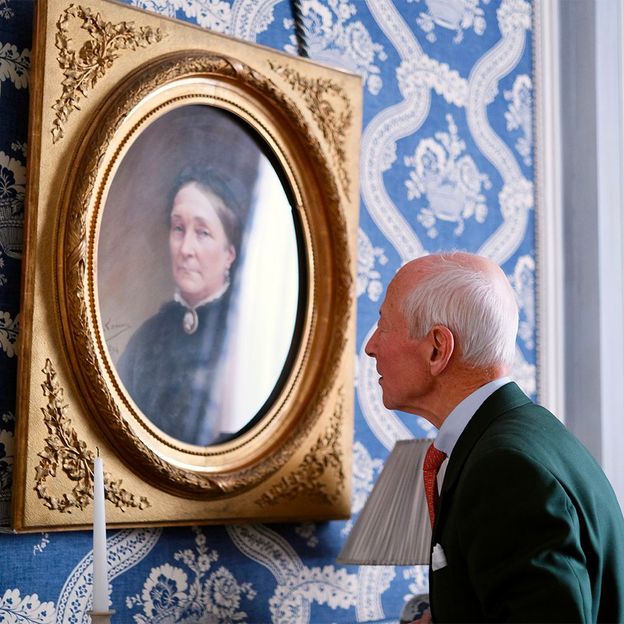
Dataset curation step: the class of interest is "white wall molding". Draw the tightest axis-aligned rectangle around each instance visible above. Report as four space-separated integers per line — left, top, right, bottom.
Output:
557 0 624 510
595 0 624 509
534 0 564 420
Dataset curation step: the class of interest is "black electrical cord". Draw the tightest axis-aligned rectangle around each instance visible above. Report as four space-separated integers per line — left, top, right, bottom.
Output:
289 0 309 58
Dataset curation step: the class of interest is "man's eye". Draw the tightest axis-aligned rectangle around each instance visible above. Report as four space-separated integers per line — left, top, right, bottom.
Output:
198 229 211 238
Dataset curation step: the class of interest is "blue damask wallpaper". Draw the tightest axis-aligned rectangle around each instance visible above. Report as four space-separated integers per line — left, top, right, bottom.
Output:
0 0 535 622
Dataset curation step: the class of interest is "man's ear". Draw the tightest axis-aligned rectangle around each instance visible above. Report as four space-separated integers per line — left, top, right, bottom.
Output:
428 325 454 376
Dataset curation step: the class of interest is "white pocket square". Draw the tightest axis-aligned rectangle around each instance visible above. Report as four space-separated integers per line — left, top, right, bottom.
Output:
431 543 447 571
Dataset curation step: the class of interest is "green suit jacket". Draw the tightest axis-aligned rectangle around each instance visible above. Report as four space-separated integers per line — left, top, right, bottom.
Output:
429 382 624 623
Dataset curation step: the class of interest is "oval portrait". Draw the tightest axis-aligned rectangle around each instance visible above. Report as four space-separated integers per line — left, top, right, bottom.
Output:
97 104 303 447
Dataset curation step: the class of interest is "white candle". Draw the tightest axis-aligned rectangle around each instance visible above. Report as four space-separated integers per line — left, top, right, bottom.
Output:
92 454 109 613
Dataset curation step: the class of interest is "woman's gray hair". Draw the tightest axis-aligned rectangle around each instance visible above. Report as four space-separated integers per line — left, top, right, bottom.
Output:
401 254 518 369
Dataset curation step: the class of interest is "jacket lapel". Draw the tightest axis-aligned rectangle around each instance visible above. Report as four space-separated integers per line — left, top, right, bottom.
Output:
433 382 532 538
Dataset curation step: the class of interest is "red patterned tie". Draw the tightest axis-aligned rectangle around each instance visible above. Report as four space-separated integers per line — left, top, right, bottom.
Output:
423 443 447 527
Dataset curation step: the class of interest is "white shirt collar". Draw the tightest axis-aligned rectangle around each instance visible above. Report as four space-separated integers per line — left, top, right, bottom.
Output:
434 377 512 457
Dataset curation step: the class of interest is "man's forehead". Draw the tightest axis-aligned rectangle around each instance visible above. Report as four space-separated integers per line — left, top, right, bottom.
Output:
380 278 407 316
387 263 426 299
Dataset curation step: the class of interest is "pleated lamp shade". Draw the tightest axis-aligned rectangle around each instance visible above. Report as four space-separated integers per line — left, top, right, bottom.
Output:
337 438 433 566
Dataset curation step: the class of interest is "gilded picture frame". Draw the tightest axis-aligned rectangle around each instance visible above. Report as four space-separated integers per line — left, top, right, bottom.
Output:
12 0 361 530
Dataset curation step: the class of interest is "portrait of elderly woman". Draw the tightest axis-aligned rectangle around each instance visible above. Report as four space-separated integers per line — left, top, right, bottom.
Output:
97 104 301 448
116 166 243 445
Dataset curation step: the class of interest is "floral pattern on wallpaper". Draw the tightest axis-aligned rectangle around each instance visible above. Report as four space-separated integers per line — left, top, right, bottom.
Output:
404 113 492 239
282 0 388 95
0 589 55 623
126 527 257 623
0 0 535 621
505 73 533 166
415 0 491 44
0 0 29 529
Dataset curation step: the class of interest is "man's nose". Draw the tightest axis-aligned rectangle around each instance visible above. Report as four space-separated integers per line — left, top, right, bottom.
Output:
364 328 378 357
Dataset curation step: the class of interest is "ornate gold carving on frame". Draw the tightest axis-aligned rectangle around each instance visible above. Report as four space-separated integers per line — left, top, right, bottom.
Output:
36 358 150 513
268 61 353 196
255 387 346 508
13 0 361 530
52 4 165 143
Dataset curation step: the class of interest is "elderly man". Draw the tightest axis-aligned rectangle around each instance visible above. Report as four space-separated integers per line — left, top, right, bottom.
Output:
365 252 624 623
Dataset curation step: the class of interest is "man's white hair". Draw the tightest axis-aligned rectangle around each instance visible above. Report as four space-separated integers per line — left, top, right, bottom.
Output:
401 255 518 369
